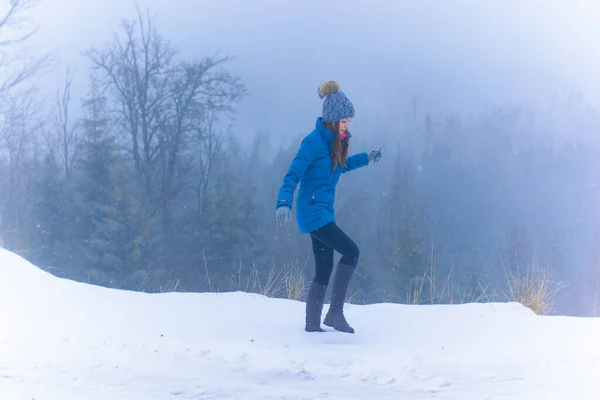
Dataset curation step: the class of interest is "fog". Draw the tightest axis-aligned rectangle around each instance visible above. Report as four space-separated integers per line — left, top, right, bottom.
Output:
2 0 600 317
27 0 600 145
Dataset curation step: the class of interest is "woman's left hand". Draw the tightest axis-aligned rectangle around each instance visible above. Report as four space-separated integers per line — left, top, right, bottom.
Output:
368 148 382 163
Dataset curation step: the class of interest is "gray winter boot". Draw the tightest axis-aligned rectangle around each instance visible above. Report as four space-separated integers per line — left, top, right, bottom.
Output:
323 262 355 333
305 281 327 332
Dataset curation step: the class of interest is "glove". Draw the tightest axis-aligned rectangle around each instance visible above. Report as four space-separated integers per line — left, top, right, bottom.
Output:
368 148 382 163
276 206 291 226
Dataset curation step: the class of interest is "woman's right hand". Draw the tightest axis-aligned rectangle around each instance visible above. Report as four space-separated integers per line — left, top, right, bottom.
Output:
276 206 292 226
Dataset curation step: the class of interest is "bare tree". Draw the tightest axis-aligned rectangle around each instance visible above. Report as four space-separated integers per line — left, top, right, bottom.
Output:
83 7 176 212
83 6 245 231
55 66 80 176
0 0 51 98
40 66 81 177
195 110 228 218
0 0 49 249
165 58 243 226
0 87 43 248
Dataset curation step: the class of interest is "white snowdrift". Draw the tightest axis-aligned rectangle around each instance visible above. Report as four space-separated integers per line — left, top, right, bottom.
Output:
2 247 600 399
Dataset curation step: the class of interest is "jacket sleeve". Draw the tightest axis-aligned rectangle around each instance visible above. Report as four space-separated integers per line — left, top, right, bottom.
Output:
342 152 369 174
276 138 317 209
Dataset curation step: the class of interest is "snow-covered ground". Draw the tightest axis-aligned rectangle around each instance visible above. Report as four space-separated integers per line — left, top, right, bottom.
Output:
2 247 600 399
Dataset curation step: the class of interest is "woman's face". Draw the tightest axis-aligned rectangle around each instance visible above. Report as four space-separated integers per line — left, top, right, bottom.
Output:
339 118 351 136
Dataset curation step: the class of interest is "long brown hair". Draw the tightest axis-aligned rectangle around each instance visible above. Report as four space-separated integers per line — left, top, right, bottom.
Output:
323 120 349 171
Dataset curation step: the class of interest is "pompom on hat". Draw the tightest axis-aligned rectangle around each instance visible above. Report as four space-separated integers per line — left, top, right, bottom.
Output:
318 80 355 123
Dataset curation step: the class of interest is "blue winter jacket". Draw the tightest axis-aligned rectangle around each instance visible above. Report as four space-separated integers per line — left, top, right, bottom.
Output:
276 117 370 234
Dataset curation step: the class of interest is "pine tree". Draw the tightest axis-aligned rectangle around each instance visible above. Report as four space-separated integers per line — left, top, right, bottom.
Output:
377 151 428 302
29 152 76 273
202 137 264 288
73 84 138 287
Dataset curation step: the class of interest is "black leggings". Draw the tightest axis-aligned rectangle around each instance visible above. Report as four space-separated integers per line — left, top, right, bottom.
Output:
310 222 360 285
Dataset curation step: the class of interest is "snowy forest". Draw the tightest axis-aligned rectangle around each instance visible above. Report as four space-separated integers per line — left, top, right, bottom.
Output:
2 2 600 317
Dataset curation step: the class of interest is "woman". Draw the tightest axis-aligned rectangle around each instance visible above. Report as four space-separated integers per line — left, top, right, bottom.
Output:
275 80 382 334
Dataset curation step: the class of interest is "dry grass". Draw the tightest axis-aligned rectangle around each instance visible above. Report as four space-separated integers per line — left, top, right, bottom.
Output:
203 251 214 292
405 239 498 305
283 260 307 300
405 263 498 306
133 254 308 299
201 257 367 305
346 287 363 305
453 281 497 304
404 246 566 315
144 244 566 315
159 278 181 293
228 258 308 300
502 258 566 315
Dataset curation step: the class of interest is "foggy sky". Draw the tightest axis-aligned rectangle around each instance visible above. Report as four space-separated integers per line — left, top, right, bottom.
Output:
19 0 600 147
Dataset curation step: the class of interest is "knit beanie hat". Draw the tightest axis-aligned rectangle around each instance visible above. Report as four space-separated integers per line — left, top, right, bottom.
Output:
318 80 355 123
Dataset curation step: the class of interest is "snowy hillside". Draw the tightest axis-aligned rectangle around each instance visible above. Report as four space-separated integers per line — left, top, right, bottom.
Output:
2 247 600 399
